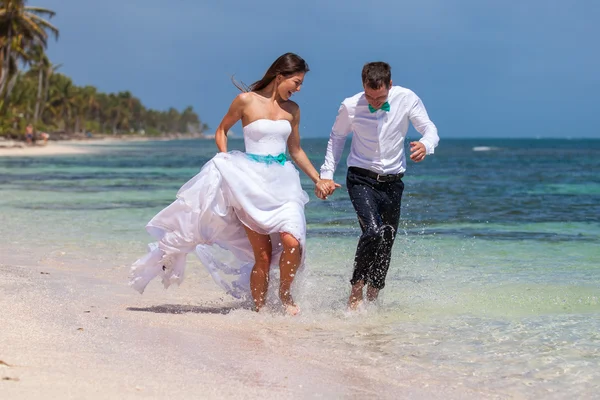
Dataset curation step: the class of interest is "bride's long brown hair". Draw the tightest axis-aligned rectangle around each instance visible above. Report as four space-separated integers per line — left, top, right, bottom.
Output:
233 53 309 92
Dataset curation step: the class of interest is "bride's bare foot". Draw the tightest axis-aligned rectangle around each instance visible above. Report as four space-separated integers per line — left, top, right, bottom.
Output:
284 303 300 316
280 290 300 316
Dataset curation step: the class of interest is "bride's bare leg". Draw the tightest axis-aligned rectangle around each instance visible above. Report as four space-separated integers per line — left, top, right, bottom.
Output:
279 232 301 315
244 226 272 311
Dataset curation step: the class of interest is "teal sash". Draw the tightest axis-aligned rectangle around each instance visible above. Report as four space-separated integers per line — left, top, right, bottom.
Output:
246 152 287 165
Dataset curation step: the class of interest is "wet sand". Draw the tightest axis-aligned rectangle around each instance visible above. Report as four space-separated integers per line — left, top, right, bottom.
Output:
0 260 498 400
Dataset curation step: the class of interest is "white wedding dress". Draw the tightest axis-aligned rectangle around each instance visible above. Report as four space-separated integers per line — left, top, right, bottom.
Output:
129 119 309 299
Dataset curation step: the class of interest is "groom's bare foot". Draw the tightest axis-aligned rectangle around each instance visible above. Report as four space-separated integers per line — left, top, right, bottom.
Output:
348 298 363 311
347 281 365 310
366 285 380 302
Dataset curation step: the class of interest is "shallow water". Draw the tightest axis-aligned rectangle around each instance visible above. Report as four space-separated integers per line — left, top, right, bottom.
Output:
1 137 599 397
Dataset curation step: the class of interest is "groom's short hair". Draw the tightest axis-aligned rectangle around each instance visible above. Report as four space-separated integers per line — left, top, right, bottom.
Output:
362 62 392 90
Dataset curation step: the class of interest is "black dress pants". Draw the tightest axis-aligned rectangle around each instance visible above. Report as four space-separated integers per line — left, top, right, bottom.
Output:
346 168 404 289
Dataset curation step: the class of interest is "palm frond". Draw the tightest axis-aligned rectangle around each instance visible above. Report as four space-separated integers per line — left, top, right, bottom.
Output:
23 6 56 18
18 15 50 46
27 14 59 39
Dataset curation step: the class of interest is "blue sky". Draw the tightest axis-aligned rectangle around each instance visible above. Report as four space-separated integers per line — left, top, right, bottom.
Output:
43 0 599 138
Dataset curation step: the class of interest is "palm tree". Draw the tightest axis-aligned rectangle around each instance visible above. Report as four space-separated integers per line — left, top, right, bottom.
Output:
0 33 25 106
106 93 132 135
0 0 58 100
46 73 75 131
180 105 200 133
166 107 180 133
39 60 59 120
25 42 49 124
78 85 99 133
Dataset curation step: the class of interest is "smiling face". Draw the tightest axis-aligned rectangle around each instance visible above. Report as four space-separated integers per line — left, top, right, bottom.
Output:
361 61 392 109
364 82 391 110
277 72 305 101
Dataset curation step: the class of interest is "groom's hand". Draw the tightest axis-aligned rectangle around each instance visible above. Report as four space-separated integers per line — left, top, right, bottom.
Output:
314 186 327 200
410 141 426 162
315 179 341 200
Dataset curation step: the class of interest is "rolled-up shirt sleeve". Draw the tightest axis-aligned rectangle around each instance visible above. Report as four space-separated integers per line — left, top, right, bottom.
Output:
410 95 439 155
320 104 352 179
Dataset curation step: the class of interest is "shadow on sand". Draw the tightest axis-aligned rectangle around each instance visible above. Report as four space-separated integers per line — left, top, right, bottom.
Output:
127 302 251 315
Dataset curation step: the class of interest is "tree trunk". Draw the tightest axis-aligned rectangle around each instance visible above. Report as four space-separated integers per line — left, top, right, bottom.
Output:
112 110 120 135
38 66 52 119
64 107 72 133
0 33 13 97
33 67 44 124
80 116 86 133
4 72 19 103
25 100 31 121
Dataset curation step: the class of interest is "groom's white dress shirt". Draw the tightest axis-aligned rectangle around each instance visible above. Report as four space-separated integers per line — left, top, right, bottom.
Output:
320 85 439 179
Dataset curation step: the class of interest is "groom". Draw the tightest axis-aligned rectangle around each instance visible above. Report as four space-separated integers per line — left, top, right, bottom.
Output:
316 61 439 309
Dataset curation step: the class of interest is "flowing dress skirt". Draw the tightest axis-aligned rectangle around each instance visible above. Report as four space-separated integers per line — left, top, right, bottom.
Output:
129 151 309 299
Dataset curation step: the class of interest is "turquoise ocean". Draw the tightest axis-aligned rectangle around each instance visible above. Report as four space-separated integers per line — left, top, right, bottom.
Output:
1 137 599 397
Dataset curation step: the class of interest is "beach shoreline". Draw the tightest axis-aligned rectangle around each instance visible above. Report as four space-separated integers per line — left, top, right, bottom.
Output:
0 141 98 157
0 135 204 157
0 260 497 400
2 138 597 399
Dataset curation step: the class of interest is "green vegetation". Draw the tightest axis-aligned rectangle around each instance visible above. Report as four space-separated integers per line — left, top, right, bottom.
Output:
0 0 207 139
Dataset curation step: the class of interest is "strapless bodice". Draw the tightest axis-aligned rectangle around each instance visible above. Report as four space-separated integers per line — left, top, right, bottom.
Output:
243 119 291 155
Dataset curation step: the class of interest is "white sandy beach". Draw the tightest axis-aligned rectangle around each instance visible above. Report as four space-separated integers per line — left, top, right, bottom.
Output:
0 137 486 399
0 136 203 158
0 141 97 157
0 257 502 400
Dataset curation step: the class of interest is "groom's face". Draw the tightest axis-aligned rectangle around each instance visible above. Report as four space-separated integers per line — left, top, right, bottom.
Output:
364 84 390 110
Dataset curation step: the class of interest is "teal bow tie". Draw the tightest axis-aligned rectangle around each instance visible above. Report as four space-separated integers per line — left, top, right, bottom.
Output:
247 152 287 165
368 101 390 113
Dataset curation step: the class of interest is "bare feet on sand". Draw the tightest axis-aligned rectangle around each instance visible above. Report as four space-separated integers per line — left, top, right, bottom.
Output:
284 303 300 316
366 285 379 302
347 281 365 310
280 290 300 315
348 298 363 311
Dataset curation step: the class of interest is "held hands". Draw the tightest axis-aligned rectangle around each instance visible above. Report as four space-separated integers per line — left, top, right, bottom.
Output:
314 179 341 200
410 141 427 162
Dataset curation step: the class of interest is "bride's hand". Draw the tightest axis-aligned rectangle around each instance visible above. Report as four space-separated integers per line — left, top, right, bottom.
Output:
314 185 327 200
315 179 341 200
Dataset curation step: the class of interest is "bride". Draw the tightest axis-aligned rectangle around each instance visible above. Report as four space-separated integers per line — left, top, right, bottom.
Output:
129 53 338 314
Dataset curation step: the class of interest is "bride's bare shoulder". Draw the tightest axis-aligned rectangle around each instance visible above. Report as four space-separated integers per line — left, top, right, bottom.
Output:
234 92 255 105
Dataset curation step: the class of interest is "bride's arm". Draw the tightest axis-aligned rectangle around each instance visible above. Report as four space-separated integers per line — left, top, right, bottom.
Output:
287 107 341 199
287 106 320 183
215 93 250 152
